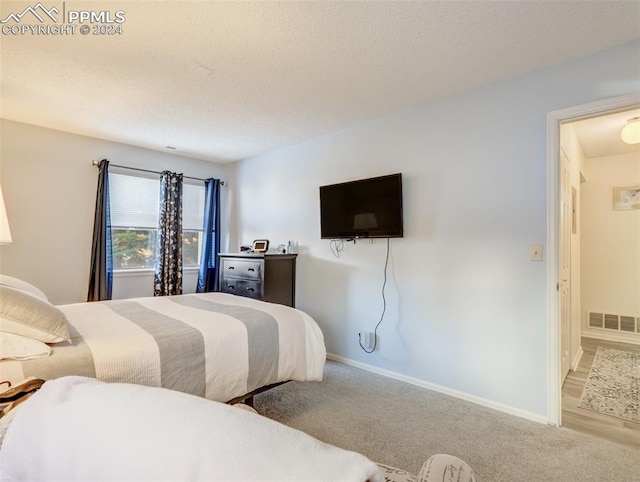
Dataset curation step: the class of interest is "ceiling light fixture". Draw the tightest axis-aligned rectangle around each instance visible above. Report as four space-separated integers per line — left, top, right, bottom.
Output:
620 117 640 144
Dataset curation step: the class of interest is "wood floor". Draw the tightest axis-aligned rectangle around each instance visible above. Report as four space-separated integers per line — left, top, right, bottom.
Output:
561 337 640 448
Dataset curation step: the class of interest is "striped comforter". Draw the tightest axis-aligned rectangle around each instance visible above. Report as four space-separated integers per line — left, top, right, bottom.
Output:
0 293 326 402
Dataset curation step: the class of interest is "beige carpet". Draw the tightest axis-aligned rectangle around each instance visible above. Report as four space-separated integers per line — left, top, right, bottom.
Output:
255 360 639 482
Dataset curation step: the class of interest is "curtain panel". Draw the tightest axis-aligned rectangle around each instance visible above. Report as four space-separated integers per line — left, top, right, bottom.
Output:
196 178 221 293
87 159 113 301
154 171 183 296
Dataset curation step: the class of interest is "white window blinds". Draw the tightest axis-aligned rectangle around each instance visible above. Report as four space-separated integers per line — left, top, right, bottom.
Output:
110 173 159 228
183 182 205 231
110 174 205 230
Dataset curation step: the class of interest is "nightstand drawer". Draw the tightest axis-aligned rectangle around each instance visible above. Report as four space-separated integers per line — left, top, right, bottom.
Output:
220 278 262 300
218 253 297 307
221 258 263 280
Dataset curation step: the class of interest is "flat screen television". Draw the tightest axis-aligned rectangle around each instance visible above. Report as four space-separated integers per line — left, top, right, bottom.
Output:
319 173 403 239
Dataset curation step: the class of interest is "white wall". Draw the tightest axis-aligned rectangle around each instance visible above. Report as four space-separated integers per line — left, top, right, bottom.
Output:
233 40 640 419
0 120 233 304
560 124 587 366
581 151 640 327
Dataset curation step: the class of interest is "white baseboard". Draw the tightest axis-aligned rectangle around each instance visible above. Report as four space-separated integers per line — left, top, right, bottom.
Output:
570 346 583 372
581 329 640 345
326 353 548 425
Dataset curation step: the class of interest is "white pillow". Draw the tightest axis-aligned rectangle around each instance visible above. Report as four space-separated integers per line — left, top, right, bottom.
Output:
0 275 48 302
0 286 70 343
1 377 384 482
0 331 51 360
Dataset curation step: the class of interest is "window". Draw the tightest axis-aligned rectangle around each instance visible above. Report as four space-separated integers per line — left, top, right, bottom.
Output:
182 182 206 267
109 173 205 270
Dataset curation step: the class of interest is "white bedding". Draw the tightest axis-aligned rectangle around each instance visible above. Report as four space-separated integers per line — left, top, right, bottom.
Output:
0 292 326 402
0 376 383 481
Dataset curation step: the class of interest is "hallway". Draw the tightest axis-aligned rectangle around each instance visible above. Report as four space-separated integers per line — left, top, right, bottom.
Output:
562 337 639 447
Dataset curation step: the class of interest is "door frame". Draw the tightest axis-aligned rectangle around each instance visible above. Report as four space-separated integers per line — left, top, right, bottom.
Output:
559 147 572 383
546 93 640 427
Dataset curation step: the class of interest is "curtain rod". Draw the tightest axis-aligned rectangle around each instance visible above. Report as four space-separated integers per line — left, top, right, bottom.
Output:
91 160 225 185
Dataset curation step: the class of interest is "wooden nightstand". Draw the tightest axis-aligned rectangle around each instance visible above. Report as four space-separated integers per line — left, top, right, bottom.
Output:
218 253 297 307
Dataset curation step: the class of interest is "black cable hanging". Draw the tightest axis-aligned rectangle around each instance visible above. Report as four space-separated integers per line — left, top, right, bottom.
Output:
358 237 390 353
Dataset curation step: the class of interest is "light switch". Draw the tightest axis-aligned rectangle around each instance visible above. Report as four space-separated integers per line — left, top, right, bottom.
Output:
530 244 543 262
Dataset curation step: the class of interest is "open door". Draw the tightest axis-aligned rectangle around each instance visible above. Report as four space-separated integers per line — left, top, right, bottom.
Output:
560 148 572 383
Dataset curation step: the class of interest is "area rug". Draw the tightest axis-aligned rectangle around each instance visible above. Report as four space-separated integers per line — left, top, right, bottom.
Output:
578 347 639 423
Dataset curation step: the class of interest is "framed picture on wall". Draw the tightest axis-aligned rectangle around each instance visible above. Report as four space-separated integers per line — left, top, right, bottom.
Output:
613 185 640 211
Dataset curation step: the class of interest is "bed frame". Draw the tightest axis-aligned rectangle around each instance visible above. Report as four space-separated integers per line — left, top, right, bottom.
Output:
0 378 45 419
1 378 287 417
224 381 289 407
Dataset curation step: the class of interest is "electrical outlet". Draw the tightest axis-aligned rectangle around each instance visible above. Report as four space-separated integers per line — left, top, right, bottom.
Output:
361 331 375 350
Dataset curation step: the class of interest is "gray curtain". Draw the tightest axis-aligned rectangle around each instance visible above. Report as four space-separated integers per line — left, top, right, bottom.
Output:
87 159 113 301
154 171 183 296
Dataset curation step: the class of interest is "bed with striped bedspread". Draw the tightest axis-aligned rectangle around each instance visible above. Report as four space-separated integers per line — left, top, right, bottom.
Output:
0 292 326 402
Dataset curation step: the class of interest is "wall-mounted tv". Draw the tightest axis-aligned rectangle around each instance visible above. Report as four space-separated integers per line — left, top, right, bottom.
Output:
319 173 403 239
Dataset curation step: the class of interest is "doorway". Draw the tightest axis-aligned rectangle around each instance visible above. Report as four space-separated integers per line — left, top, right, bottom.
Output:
547 93 640 430
561 338 639 446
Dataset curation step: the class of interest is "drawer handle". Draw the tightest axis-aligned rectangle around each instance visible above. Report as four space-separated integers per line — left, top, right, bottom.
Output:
247 268 255 272
227 285 235 290
228 266 235 270
246 287 255 292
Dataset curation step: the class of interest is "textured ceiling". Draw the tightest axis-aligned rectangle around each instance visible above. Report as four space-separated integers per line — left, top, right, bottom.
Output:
1 1 639 163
